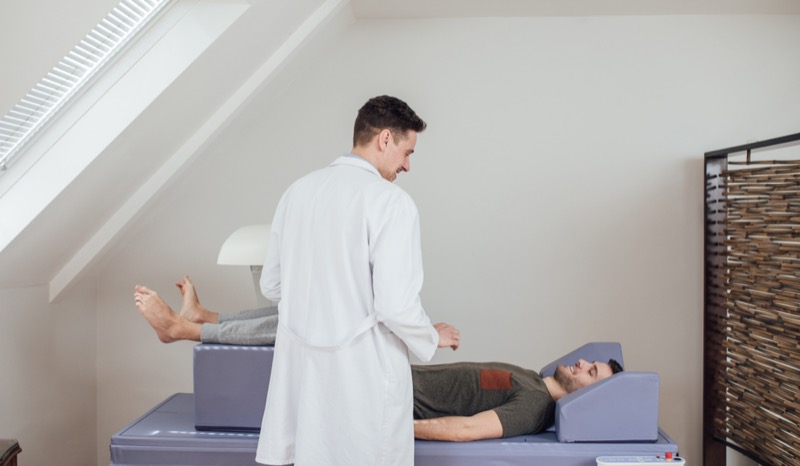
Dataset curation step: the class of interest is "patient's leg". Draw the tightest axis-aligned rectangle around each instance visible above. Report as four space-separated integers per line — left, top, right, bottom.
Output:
134 285 201 343
202 311 278 345
218 306 279 321
169 275 278 345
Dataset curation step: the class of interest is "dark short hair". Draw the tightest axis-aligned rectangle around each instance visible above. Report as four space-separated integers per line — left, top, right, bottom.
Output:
353 95 426 147
608 358 624 374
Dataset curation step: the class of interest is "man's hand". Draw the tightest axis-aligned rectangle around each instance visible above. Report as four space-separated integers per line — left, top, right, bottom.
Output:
434 322 460 350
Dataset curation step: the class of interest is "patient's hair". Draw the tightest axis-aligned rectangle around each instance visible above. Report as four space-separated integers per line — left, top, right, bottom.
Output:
353 95 426 147
608 358 624 374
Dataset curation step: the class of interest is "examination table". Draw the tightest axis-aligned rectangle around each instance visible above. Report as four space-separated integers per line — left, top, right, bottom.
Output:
110 342 680 465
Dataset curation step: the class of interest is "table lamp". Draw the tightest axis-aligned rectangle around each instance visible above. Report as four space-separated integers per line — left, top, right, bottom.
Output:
217 224 272 308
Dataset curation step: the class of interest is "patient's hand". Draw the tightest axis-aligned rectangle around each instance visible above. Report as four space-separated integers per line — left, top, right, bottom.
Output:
434 322 461 350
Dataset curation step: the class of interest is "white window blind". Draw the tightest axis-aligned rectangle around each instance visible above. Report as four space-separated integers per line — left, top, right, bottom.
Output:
0 0 172 174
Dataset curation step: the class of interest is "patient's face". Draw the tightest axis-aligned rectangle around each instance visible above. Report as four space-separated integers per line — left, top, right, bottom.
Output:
553 359 613 394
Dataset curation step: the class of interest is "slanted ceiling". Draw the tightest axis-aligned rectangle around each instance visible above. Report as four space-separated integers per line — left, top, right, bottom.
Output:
0 0 346 299
0 0 799 301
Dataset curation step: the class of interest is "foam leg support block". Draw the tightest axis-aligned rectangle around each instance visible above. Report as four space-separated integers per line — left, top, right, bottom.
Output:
193 344 274 431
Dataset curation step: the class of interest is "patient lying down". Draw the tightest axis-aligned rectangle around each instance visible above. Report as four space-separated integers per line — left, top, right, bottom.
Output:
134 276 623 441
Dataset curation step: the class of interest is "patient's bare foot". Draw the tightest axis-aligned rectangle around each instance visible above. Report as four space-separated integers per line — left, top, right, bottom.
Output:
175 275 218 324
134 285 200 343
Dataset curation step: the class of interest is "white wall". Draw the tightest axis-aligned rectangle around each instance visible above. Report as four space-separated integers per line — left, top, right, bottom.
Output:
94 13 800 465
729 449 760 466
0 281 97 466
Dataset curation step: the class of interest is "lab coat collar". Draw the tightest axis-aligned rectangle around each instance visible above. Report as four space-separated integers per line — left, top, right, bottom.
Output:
331 153 381 178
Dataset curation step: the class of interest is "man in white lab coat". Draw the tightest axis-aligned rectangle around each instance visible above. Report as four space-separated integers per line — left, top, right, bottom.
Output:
255 95 461 466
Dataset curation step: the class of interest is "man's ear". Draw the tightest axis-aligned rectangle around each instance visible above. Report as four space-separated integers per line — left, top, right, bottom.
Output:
378 129 392 151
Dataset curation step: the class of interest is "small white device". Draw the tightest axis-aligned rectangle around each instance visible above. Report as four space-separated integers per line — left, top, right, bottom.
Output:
596 455 685 465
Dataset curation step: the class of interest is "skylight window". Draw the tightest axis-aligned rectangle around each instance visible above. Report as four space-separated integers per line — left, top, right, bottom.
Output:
0 0 173 175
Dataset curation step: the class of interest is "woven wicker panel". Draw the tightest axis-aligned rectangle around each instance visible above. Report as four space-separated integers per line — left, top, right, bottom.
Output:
720 161 800 466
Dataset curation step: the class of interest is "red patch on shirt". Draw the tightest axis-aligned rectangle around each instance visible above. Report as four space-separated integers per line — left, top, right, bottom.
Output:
480 369 512 390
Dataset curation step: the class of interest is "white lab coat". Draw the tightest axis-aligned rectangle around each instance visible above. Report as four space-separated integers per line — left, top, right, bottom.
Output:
255 155 439 466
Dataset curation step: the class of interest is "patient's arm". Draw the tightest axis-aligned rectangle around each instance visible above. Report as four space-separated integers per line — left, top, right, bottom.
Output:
414 410 503 442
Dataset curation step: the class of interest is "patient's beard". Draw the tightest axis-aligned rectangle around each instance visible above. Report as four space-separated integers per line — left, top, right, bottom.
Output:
553 365 581 394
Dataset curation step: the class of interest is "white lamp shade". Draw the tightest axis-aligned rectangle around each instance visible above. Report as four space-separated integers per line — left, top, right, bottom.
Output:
217 224 271 266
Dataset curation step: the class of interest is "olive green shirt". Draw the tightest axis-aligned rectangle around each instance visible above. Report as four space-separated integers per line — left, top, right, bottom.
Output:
412 362 556 438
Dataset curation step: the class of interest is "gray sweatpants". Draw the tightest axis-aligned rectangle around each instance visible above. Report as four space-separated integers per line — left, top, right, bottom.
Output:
200 306 278 346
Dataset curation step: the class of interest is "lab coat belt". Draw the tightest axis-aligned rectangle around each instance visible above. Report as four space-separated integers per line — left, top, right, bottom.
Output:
279 314 378 352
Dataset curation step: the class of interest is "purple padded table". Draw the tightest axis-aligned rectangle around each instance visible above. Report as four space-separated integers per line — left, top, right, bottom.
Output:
111 394 259 466
110 393 680 466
